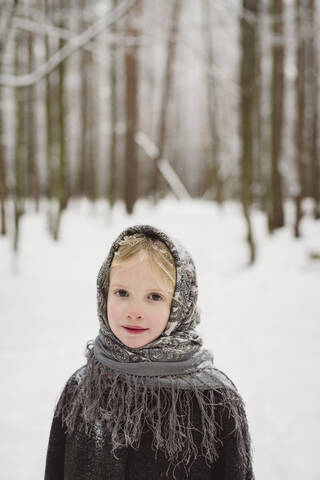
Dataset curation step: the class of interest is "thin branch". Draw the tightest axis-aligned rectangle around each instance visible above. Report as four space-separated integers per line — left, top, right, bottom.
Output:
12 16 150 62
0 0 16 55
0 0 140 87
12 17 108 63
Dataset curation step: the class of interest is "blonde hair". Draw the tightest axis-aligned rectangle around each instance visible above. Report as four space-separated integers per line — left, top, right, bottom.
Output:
111 234 176 296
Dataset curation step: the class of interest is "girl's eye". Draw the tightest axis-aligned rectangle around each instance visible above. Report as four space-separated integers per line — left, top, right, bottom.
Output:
115 289 129 297
148 293 163 301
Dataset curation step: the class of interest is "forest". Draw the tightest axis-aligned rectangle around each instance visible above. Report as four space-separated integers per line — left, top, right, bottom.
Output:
0 0 319 263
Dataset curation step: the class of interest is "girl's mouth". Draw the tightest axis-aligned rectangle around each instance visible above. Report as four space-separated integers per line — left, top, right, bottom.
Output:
122 325 148 334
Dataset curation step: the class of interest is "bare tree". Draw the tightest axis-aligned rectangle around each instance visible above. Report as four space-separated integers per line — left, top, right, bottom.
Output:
201 0 223 204
152 0 182 201
251 3 263 209
26 0 39 211
77 0 97 201
294 0 306 238
240 0 260 264
124 1 142 214
108 0 119 207
268 0 285 232
52 0 69 240
13 25 27 251
44 0 54 201
308 0 320 219
0 0 17 235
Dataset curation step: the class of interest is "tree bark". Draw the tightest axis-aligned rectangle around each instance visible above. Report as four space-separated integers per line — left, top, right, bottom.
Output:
0 1 17 235
52 0 68 240
152 0 181 201
77 0 89 197
268 0 285 232
308 0 320 219
202 0 223 204
27 6 39 211
124 2 141 214
294 0 306 238
14 27 26 251
108 0 118 207
240 0 259 264
44 0 53 200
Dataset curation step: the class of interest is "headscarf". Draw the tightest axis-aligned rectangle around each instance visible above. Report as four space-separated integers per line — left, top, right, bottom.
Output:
56 225 252 474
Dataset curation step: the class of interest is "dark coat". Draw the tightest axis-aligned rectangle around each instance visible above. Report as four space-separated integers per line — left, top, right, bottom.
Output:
44 369 254 480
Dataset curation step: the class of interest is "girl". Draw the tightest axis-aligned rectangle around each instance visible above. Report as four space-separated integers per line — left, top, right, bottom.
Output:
44 224 254 479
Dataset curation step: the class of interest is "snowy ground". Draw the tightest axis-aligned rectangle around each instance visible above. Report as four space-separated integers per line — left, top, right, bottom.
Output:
0 197 319 480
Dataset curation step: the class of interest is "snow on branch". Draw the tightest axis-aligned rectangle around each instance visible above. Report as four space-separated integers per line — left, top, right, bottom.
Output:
135 131 191 200
0 0 140 88
12 17 108 64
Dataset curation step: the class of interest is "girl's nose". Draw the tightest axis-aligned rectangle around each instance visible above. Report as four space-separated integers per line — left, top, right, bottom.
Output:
126 309 143 320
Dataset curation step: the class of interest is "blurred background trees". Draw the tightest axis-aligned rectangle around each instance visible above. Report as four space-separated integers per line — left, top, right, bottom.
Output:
0 0 319 261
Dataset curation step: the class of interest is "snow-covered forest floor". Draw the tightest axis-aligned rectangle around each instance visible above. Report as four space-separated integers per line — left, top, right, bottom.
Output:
0 198 319 480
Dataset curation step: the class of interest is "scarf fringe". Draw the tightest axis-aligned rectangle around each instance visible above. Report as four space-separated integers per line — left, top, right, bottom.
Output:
56 349 252 476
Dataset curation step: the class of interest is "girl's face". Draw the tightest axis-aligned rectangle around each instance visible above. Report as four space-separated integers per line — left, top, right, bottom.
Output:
107 252 173 349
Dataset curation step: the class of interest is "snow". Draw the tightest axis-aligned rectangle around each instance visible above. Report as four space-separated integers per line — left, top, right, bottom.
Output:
0 197 319 480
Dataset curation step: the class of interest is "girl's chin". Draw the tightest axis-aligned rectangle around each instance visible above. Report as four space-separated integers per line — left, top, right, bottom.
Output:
124 340 148 348
120 333 155 349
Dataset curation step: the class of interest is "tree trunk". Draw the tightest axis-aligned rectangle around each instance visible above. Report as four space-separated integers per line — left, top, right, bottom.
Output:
0 99 7 234
0 153 6 235
268 0 285 232
294 0 306 238
27 9 39 211
76 0 97 202
108 0 118 207
44 0 53 199
14 28 26 251
52 0 68 240
124 2 141 214
240 0 259 264
77 0 94 199
43 0 57 237
252 4 262 209
152 0 181 201
308 0 320 219
0 1 17 235
202 0 223 204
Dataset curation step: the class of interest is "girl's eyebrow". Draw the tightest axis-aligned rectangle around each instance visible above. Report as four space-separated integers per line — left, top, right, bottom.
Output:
110 283 166 294
145 288 166 294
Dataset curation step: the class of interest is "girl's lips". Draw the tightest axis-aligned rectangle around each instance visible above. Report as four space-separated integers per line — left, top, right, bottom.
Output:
122 325 148 334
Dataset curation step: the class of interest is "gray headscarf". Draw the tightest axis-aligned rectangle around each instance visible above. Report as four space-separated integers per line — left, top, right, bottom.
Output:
56 225 252 474
94 224 221 384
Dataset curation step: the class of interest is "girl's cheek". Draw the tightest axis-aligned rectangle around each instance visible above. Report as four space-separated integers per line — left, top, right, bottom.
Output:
107 298 121 321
